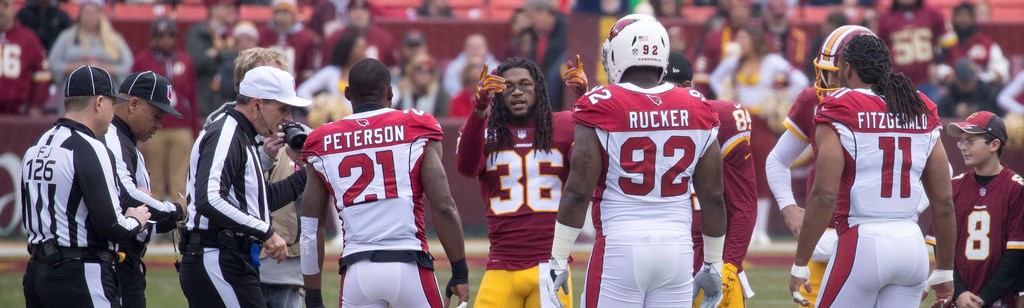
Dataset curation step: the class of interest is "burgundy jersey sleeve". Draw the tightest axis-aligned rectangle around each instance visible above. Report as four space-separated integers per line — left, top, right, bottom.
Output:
710 100 757 267
455 114 488 177
785 88 820 142
1007 173 1024 250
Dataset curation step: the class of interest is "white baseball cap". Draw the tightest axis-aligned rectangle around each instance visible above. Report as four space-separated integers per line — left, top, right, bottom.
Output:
239 66 311 107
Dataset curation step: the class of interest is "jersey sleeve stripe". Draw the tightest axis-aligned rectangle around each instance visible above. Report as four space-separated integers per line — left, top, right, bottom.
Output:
924 235 936 246
721 132 751 158
1007 241 1024 250
783 119 809 143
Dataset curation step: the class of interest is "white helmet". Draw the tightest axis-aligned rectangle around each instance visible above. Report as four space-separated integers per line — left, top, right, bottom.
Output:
602 14 670 84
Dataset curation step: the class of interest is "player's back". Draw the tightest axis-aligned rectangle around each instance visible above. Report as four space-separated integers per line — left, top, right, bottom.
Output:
303 107 443 257
813 88 941 230
574 83 720 236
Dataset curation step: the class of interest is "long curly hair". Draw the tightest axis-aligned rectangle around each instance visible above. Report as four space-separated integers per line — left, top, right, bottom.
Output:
841 35 927 122
485 58 554 156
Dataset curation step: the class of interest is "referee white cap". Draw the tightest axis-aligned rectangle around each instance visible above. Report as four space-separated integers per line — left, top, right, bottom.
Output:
239 66 311 107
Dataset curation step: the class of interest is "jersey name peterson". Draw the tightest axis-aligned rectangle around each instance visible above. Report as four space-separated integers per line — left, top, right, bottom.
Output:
321 125 406 151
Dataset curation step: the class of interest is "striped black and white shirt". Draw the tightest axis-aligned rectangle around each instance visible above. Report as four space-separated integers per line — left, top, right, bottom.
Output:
104 116 183 243
185 107 305 241
22 118 142 251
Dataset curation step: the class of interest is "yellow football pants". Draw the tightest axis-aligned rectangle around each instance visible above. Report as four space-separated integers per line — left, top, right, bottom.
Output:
474 265 573 308
798 260 828 307
694 263 745 308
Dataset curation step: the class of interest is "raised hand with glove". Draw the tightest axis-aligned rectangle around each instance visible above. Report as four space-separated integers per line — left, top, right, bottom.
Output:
561 54 589 99
472 63 507 118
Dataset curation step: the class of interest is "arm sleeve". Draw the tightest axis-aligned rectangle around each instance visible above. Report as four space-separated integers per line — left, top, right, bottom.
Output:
455 113 487 178
266 169 307 212
953 269 967 302
192 129 272 239
103 132 176 216
766 131 809 209
78 144 140 243
997 74 1024 114
708 56 737 97
977 250 1024 304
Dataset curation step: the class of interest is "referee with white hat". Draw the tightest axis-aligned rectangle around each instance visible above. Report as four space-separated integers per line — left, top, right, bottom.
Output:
22 65 152 307
179 66 310 308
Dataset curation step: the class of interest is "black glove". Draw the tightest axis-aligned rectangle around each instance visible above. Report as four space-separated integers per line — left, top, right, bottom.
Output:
305 288 324 308
445 258 469 298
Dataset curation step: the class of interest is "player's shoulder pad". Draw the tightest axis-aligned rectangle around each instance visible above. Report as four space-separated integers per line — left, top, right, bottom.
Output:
952 172 966 180
401 108 444 136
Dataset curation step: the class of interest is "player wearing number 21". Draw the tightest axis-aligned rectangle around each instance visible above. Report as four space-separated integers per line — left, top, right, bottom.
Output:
299 59 470 308
925 111 1024 308
548 14 727 308
789 34 957 307
455 56 580 308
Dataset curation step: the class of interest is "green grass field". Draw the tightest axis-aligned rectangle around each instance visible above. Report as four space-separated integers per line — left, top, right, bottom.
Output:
0 262 937 307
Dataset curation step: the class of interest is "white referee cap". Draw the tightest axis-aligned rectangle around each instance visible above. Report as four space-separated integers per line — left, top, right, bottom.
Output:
239 66 311 107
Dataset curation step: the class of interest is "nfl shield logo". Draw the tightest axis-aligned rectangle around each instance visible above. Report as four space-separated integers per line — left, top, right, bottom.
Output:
356 119 370 127
517 129 527 139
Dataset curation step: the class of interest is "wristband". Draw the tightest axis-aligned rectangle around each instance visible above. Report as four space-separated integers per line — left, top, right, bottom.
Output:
551 221 582 260
304 288 324 308
927 269 954 287
791 264 810 279
450 258 468 282
702 234 725 264
300 217 320 275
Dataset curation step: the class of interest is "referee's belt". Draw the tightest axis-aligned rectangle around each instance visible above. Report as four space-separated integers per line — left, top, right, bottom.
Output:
29 244 117 264
338 250 434 274
180 229 255 254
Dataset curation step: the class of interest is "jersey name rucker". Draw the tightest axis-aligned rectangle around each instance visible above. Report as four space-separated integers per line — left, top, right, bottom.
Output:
574 83 720 236
302 108 443 257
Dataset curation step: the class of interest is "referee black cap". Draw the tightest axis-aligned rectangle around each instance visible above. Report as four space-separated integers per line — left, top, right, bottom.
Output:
65 65 128 102
120 71 183 118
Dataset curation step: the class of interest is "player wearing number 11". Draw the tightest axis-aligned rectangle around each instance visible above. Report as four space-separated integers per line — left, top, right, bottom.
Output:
926 111 1024 308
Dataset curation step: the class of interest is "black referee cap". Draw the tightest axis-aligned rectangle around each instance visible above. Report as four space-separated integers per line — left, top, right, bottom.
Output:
120 71 182 118
65 65 128 101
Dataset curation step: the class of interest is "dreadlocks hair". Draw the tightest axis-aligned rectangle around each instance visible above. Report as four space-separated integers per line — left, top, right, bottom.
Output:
485 57 554 156
841 34 927 122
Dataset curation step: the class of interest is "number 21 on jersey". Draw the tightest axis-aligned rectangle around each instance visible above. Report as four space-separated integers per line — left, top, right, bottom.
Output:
486 150 564 215
337 151 399 206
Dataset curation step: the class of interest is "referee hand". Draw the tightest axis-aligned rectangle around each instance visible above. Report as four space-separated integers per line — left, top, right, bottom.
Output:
125 206 151 227
262 233 287 263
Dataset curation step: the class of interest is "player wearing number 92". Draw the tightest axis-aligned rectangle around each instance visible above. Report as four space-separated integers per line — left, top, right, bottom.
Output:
549 14 728 308
925 111 1024 308
299 58 470 308
455 56 576 308
789 34 957 308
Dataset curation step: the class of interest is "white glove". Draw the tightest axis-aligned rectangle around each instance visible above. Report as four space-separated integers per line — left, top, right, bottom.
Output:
546 257 569 308
693 261 724 308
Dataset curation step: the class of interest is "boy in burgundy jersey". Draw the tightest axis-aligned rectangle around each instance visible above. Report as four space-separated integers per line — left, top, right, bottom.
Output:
455 56 584 308
0 0 49 116
927 111 1024 308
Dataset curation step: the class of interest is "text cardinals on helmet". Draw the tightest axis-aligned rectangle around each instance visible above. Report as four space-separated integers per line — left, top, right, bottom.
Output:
602 14 670 84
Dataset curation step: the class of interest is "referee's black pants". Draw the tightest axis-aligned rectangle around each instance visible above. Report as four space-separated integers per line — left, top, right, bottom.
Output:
179 247 266 308
24 259 121 308
117 254 147 308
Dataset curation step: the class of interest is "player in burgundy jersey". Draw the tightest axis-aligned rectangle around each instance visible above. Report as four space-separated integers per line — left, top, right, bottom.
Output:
299 59 470 308
664 52 758 308
876 0 956 99
259 0 319 83
0 0 49 116
455 56 580 308
547 15 727 308
789 34 957 307
924 111 1024 308
768 25 876 307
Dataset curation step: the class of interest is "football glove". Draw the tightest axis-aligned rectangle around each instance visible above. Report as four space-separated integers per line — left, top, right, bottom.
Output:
473 63 506 111
547 257 570 308
694 261 724 308
561 54 588 98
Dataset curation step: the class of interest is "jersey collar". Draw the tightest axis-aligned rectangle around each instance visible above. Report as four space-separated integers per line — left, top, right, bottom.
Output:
55 118 97 138
111 115 136 142
345 106 394 119
617 82 675 94
225 107 259 141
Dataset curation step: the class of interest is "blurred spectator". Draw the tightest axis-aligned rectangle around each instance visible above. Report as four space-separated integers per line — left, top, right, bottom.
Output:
397 53 447 115
133 17 199 202
448 57 484 118
442 34 500 98
762 0 808 69
939 2 1008 87
877 0 955 100
186 0 238 116
0 0 49 116
694 0 752 99
504 8 532 59
49 0 132 114
216 21 261 102
651 0 681 17
708 25 808 246
572 0 627 14
939 59 1001 118
297 31 365 101
416 0 451 18
15 0 71 52
523 0 567 110
239 0 271 4
806 10 848 77
997 72 1024 115
309 0 353 39
259 0 319 83
396 29 428 76
321 0 395 67
668 26 691 59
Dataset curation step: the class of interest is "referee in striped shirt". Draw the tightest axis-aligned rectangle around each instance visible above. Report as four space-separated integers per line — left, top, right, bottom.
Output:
104 71 188 307
179 66 309 307
22 65 152 307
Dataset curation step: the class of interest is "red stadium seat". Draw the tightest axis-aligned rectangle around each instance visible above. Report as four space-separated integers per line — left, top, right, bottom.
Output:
486 6 517 20
449 0 484 10
376 0 421 10
492 0 526 10
239 5 273 21
174 4 210 22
